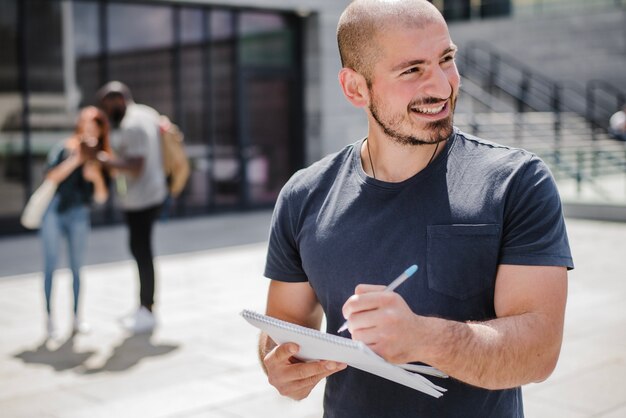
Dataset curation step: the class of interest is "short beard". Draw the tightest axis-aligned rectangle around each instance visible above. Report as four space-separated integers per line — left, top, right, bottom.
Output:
109 107 126 128
369 94 455 146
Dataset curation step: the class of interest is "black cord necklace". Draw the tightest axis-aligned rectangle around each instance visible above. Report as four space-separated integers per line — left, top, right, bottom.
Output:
366 138 377 179
366 139 440 180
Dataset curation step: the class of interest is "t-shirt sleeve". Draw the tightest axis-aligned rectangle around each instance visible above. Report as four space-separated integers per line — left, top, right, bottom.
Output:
123 126 148 157
264 183 309 282
499 155 574 269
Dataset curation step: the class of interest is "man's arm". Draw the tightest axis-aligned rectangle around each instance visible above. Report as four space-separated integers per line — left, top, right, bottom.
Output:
97 152 144 177
259 280 347 400
342 264 567 390
97 125 148 176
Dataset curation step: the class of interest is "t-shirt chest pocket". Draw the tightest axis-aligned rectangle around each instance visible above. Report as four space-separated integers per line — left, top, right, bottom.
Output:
427 224 501 300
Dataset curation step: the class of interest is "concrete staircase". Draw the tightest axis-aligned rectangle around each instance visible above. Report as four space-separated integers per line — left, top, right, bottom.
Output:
0 93 74 155
454 110 626 205
450 4 626 90
450 1 626 215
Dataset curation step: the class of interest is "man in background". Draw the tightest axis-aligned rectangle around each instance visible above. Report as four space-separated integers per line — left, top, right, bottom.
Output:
96 81 167 333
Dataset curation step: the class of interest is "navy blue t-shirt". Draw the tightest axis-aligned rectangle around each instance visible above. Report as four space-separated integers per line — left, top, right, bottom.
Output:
264 130 573 418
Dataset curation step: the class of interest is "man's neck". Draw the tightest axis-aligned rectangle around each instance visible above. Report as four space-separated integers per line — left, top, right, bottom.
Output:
361 135 445 182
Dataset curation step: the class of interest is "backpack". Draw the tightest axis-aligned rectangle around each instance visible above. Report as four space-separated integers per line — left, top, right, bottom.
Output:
159 116 190 198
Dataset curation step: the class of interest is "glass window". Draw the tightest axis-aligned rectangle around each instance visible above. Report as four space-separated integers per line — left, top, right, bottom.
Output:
237 11 300 205
210 9 234 41
0 0 304 232
181 8 203 43
73 1 100 57
25 0 64 92
107 4 173 53
0 1 19 92
179 8 204 145
242 76 293 205
239 12 286 36
0 0 24 218
106 3 174 119
24 0 73 214
73 0 102 107
238 12 293 68
442 0 470 21
177 8 207 211
208 9 239 207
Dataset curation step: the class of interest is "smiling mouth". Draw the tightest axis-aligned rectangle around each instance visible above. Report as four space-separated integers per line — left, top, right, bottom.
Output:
411 101 447 115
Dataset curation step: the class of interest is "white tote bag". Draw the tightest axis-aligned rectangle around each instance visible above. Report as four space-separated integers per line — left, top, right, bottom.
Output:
20 179 58 229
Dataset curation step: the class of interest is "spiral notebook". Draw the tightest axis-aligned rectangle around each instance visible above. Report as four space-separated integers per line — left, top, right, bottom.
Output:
241 309 447 398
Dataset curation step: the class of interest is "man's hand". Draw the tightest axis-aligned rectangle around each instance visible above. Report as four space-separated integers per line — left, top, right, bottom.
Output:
260 280 346 400
343 265 568 389
96 151 144 177
342 284 422 364
263 342 346 400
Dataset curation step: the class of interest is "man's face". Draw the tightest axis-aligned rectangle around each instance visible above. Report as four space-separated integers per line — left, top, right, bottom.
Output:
100 95 127 127
365 20 460 146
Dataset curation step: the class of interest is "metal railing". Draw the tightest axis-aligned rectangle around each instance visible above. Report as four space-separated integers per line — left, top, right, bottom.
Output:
437 0 625 21
587 80 626 140
536 144 626 200
512 0 625 17
458 41 626 136
456 47 626 201
454 1 626 202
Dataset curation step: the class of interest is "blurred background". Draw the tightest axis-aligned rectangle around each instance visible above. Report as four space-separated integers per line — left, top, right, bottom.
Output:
1 0 624 236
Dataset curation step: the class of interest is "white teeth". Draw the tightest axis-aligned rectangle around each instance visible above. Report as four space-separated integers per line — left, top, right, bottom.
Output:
413 104 445 114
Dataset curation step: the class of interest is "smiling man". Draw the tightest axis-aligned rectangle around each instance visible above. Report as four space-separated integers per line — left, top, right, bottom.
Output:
257 1 573 417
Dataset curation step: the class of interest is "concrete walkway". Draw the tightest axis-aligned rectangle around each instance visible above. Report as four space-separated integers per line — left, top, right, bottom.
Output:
0 211 624 417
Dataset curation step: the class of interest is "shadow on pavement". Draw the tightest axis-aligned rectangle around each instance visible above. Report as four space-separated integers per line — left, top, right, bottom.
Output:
13 332 179 374
14 336 96 372
81 331 179 374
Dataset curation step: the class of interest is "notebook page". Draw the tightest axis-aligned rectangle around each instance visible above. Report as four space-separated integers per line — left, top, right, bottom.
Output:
241 310 446 398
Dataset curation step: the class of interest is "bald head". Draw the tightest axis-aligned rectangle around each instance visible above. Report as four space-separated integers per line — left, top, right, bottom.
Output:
337 0 445 82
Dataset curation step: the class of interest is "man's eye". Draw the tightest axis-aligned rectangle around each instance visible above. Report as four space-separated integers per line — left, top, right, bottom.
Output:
441 55 455 63
402 67 419 75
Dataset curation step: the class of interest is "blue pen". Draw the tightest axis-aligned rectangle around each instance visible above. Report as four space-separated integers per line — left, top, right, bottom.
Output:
337 264 418 333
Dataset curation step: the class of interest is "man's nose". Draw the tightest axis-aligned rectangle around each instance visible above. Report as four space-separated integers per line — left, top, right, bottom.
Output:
423 66 454 100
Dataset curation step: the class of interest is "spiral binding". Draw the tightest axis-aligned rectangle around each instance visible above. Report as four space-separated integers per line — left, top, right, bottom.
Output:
242 310 364 350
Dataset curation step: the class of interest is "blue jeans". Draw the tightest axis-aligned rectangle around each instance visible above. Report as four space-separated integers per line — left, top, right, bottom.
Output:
40 195 90 315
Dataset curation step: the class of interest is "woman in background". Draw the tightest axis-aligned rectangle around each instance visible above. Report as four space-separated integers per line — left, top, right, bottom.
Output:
41 106 112 339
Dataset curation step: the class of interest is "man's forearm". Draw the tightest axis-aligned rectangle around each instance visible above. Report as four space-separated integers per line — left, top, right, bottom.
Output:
97 153 144 176
417 312 562 389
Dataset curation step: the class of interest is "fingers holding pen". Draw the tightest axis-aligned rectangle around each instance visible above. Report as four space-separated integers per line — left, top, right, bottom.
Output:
354 284 386 295
342 265 419 335
341 287 420 361
341 285 398 329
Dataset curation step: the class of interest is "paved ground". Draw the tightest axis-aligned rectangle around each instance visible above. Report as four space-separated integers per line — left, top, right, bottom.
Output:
0 210 625 417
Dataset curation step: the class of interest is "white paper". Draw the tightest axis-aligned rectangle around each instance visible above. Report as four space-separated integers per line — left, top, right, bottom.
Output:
241 309 447 398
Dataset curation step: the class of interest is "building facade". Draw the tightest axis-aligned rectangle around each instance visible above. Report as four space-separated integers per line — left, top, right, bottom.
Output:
0 0 510 235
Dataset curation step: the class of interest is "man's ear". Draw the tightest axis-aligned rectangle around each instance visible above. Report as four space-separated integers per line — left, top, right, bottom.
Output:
338 68 369 108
